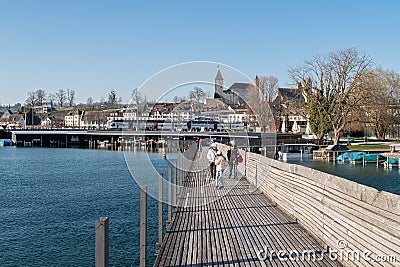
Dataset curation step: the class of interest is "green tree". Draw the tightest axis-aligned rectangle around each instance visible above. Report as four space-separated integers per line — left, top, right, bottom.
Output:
302 83 332 139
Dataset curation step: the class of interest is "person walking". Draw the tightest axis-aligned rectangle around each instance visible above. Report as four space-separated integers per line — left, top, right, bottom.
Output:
198 138 203 151
214 150 226 188
207 142 217 179
227 142 239 179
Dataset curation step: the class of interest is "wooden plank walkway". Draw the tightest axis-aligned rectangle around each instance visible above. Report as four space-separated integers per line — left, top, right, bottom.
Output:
154 150 341 267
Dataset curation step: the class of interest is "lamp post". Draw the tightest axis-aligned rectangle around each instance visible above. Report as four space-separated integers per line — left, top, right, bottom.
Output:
31 105 34 130
97 103 100 130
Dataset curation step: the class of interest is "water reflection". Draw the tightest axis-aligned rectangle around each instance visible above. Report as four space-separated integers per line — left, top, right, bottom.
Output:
286 158 400 195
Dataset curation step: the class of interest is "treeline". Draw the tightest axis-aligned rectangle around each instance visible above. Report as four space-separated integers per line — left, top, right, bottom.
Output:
25 89 76 107
25 88 128 108
290 48 400 144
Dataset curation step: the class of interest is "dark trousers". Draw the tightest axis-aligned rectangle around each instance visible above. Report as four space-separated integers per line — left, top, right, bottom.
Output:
209 162 216 179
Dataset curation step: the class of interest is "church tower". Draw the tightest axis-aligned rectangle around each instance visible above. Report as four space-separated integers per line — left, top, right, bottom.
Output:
214 68 224 99
253 75 260 88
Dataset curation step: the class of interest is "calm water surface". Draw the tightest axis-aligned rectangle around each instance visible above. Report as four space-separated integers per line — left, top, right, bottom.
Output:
2 148 399 266
0 147 172 267
287 157 400 195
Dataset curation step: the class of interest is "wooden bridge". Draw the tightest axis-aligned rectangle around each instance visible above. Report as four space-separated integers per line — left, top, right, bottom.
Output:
153 149 341 266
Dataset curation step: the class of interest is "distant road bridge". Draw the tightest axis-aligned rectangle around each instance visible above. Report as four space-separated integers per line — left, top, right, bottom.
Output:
9 130 302 149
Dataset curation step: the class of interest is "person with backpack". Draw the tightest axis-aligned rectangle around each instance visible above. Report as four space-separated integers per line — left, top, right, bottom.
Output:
227 142 239 179
214 150 226 188
207 142 217 179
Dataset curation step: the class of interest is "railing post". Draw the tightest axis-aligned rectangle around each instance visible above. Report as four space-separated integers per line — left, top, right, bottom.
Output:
173 160 177 208
140 186 147 267
177 157 180 197
95 217 109 267
255 164 258 187
179 156 183 189
156 173 163 254
167 166 172 228
183 154 187 179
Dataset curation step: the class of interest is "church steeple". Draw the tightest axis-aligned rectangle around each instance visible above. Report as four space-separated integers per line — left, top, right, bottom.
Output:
254 75 260 88
214 67 224 99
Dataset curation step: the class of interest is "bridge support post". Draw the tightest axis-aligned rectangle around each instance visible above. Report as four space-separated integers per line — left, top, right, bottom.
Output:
140 186 147 267
167 166 172 228
95 217 109 267
156 172 163 254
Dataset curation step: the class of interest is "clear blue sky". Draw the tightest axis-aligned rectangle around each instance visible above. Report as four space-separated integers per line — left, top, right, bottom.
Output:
1 0 399 105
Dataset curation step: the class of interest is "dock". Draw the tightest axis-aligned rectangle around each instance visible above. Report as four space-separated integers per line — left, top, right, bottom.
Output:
154 149 341 266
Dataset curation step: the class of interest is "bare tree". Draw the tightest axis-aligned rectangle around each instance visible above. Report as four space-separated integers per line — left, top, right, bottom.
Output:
48 93 55 103
48 93 56 109
255 75 279 102
26 91 36 107
172 95 185 103
108 90 117 106
56 89 66 107
67 89 75 107
362 69 400 139
35 89 46 106
131 88 143 128
188 87 207 102
131 88 142 110
245 85 275 132
87 97 94 107
290 48 372 145
187 87 207 117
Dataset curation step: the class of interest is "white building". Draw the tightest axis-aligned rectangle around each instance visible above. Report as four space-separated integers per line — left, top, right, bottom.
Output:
41 117 52 127
64 110 84 128
228 113 248 123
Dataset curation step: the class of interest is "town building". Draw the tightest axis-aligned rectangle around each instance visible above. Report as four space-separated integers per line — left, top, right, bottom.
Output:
0 109 13 119
273 87 310 134
64 110 84 128
0 114 25 129
213 69 256 105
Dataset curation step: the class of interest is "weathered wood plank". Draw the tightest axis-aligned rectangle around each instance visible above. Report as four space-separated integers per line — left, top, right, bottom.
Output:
154 150 342 267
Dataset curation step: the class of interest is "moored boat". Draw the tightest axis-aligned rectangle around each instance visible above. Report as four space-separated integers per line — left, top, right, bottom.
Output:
336 151 366 162
350 153 386 164
0 139 12 146
383 158 399 168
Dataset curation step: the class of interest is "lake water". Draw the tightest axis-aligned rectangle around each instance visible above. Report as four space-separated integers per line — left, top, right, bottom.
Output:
287 158 400 195
2 148 399 267
0 147 173 267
